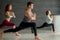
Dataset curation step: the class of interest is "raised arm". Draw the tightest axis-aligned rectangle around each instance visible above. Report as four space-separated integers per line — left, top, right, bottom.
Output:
49 16 54 22
12 12 16 18
5 11 12 18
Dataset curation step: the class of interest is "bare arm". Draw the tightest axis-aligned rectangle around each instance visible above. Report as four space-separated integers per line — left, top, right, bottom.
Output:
49 16 54 22
32 13 36 20
5 11 16 18
5 11 11 17
12 12 16 18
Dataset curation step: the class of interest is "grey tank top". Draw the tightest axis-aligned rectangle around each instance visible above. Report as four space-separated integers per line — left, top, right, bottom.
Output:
23 16 32 22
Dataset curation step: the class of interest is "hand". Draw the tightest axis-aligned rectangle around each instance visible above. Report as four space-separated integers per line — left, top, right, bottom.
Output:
51 16 54 21
33 13 36 16
50 15 53 18
14 16 16 18
32 17 36 20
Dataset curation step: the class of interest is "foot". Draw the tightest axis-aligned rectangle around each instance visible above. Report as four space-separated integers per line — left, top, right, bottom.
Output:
0 31 3 38
53 30 55 32
13 27 15 29
53 32 60 35
35 36 41 40
16 32 21 36
31 31 34 33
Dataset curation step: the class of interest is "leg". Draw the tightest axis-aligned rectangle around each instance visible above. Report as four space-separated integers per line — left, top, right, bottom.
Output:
4 20 20 35
50 24 55 32
31 27 34 33
3 22 41 40
4 21 16 29
46 23 55 32
37 22 47 29
30 22 37 36
3 21 30 33
26 22 41 40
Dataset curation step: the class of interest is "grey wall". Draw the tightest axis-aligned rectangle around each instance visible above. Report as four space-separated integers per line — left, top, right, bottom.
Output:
0 0 60 27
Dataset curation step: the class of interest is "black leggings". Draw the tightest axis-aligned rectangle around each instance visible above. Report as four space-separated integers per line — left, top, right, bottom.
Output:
4 21 37 36
37 22 55 32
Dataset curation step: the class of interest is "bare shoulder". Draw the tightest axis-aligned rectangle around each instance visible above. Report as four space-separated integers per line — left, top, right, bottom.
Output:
25 10 28 14
5 11 9 15
24 11 29 16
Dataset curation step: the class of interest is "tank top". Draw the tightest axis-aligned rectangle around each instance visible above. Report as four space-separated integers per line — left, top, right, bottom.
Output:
23 10 33 22
46 16 52 24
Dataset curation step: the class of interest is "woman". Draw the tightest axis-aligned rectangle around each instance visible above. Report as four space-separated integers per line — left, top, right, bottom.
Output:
37 10 55 32
0 2 41 40
0 4 19 36
0 4 16 28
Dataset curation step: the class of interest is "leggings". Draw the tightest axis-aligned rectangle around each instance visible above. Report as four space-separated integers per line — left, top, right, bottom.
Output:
37 22 55 32
4 21 37 36
0 19 15 28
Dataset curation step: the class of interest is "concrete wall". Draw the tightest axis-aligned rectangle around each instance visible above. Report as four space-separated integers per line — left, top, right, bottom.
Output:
0 0 60 27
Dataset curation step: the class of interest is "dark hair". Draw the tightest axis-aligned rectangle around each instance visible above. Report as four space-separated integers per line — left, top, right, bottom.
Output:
46 10 49 15
5 4 12 12
27 1 34 7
